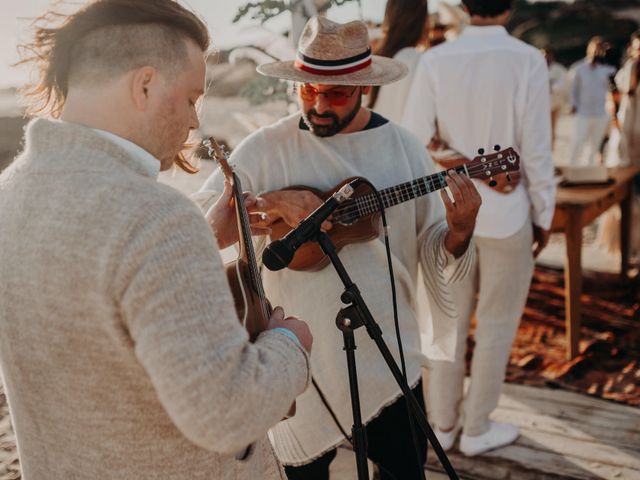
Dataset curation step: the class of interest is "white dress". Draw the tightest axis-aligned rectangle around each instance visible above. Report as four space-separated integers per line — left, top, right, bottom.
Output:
549 61 569 112
371 47 424 123
599 60 640 259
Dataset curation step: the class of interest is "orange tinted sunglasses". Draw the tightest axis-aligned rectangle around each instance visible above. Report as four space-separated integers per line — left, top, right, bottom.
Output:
299 84 359 106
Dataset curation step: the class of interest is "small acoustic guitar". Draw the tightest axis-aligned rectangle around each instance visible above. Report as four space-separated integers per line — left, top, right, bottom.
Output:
205 138 296 419
269 147 520 272
205 138 271 340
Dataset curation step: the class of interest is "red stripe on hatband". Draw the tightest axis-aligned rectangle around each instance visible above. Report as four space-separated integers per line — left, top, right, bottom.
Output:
294 58 372 76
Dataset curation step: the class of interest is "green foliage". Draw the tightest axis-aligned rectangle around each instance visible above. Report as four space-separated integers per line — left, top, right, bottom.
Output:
232 0 361 105
233 0 359 24
233 0 287 24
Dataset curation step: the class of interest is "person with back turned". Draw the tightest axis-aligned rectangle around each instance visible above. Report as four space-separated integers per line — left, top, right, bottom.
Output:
403 0 555 457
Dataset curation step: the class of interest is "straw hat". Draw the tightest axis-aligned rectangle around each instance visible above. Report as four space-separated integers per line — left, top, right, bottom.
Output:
257 16 408 86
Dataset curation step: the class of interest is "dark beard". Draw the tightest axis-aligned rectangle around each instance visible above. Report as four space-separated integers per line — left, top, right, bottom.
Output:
302 94 362 137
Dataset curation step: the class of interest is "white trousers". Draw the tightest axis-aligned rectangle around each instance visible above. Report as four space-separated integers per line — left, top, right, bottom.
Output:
568 114 610 165
427 221 534 436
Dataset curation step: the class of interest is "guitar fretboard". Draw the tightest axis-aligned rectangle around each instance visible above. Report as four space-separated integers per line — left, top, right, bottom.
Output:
333 165 468 223
233 172 269 319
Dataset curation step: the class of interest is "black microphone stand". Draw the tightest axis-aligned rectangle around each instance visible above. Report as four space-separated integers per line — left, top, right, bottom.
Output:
315 231 460 480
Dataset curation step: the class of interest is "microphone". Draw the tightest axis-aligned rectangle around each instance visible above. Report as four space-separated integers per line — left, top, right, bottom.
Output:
262 181 357 271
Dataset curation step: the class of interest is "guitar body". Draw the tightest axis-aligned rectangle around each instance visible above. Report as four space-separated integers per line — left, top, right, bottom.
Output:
225 257 296 418
269 179 381 272
204 137 295 417
266 147 521 272
225 259 271 342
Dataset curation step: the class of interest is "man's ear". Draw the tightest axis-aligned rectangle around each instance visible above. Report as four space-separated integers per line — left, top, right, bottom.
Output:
130 66 158 111
362 85 372 95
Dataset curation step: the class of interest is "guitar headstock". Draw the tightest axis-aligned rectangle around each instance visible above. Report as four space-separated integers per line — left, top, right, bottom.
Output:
466 146 520 182
203 137 234 182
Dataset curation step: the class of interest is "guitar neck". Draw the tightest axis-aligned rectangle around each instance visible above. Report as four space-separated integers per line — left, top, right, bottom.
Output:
335 164 468 222
233 173 269 313
205 136 273 338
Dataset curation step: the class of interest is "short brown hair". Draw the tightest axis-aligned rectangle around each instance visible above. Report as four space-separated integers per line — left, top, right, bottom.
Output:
19 0 210 173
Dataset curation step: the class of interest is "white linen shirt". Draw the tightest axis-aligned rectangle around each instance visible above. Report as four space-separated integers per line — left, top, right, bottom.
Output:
402 25 556 237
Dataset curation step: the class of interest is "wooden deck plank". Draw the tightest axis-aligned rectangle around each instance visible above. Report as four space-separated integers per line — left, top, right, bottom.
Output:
495 408 638 449
500 384 640 431
433 446 639 480
507 430 640 470
427 383 640 480
497 384 640 450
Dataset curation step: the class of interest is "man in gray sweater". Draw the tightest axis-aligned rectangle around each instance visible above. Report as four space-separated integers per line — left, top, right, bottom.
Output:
0 1 311 479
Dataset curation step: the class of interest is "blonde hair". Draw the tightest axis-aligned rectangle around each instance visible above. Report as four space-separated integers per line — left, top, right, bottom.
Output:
18 0 210 173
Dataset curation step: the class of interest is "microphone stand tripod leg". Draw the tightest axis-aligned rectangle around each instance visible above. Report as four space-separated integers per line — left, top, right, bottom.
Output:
337 312 369 480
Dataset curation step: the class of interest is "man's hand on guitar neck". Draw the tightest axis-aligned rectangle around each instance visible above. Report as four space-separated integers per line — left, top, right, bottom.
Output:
256 189 333 231
441 170 482 258
206 180 273 249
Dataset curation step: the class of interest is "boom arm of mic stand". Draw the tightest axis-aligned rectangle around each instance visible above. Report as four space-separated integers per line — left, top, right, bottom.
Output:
315 231 460 480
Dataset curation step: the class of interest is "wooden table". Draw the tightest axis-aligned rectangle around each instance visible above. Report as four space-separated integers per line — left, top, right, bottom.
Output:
550 166 639 359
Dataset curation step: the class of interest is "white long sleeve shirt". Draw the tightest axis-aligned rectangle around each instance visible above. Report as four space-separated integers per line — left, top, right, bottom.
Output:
402 25 556 237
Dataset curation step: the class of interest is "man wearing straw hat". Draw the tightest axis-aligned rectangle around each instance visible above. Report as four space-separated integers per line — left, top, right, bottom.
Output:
197 16 481 479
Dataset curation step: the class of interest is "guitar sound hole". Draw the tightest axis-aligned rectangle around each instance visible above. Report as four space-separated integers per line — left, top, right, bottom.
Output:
335 199 360 226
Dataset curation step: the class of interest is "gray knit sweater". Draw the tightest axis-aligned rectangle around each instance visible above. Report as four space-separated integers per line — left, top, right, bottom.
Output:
0 119 309 479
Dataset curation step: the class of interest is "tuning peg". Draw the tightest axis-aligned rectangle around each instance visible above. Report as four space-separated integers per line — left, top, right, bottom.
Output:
489 179 497 187
494 144 501 151
478 148 485 155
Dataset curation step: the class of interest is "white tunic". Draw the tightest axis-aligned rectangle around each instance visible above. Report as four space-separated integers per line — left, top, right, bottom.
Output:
195 113 473 464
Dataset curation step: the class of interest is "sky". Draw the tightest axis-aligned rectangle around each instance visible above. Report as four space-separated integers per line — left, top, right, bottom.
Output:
0 0 397 89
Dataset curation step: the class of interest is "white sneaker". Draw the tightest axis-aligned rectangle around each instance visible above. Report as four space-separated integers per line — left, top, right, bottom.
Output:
433 422 462 451
459 422 519 457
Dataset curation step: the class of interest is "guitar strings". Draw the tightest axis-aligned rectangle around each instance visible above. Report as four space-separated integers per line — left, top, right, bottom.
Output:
209 141 271 321
332 158 517 223
236 182 271 321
